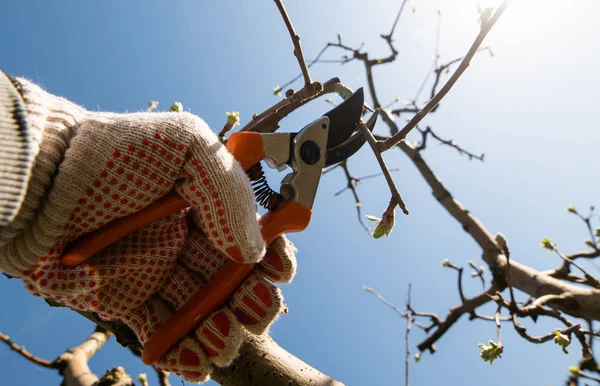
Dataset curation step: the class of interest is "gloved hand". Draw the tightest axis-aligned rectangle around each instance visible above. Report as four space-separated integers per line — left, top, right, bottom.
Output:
0 72 297 383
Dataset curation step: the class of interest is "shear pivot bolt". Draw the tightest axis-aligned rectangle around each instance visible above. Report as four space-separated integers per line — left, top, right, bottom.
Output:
300 140 321 165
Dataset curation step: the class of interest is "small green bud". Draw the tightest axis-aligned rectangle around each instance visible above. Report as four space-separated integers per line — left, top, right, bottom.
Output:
441 258 451 267
372 209 395 239
147 101 159 111
553 330 570 354
170 102 183 112
137 373 148 383
478 340 503 365
541 238 555 252
569 366 582 375
225 111 240 128
478 6 493 26
595 228 600 238
585 240 595 248
567 205 577 214
273 86 283 97
414 352 421 363
365 215 380 223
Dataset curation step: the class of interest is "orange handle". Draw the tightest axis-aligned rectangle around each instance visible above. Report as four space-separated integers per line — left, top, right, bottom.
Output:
141 199 311 364
61 191 189 267
141 133 311 364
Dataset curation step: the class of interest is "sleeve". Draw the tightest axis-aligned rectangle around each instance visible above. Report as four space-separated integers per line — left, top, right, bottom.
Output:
0 71 35 231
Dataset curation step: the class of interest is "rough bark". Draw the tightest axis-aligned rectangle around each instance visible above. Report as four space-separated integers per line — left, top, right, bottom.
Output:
50 303 344 386
55 327 113 386
212 333 345 386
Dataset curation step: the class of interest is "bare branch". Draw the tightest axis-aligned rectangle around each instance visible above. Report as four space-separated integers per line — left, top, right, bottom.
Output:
273 0 312 85
0 330 55 368
417 286 499 353
363 284 413 386
363 286 406 318
417 126 485 161
494 303 503 349
387 0 411 39
241 78 344 134
211 333 345 386
56 326 113 386
405 284 412 386
358 117 409 215
334 168 401 195
554 248 600 289
379 2 510 152
46 300 344 386
511 314 581 346
337 160 370 234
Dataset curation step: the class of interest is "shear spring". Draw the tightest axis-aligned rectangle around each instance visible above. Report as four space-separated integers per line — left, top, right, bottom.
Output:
246 163 283 212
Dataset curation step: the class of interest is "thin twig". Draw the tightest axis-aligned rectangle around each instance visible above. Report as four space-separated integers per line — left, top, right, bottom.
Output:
503 242 517 308
338 160 370 233
280 44 342 92
363 286 406 318
417 126 485 161
334 168 401 195
554 248 600 289
0 331 56 368
405 284 412 386
417 286 499 353
379 2 510 152
578 371 600 383
387 0 411 39
241 77 336 134
495 303 503 348
357 116 409 215
273 0 312 85
494 293 593 359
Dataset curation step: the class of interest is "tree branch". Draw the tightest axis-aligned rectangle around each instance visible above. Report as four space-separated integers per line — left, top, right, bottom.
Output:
378 2 510 152
273 0 312 85
358 117 409 215
416 286 498 353
45 301 344 386
56 326 114 386
211 333 345 386
417 126 485 161
0 330 55 368
336 160 370 234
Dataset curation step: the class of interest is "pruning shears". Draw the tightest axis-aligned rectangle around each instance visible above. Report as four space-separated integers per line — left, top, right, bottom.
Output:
59 87 373 364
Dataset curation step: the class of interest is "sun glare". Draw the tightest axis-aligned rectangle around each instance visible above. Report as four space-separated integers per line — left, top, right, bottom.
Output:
460 0 564 40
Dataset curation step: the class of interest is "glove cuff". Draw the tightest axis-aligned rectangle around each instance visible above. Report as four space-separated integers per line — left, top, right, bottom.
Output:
0 72 34 232
0 75 86 275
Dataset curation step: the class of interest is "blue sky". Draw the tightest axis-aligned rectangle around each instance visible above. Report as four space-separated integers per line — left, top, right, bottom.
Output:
2 1 600 385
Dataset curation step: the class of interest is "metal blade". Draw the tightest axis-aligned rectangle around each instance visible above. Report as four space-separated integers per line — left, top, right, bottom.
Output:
324 87 364 150
324 113 376 166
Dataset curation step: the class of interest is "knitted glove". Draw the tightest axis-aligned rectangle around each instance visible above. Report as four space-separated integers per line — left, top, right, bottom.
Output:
0 72 297 382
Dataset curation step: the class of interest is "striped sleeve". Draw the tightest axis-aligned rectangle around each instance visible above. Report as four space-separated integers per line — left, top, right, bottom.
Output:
0 71 35 231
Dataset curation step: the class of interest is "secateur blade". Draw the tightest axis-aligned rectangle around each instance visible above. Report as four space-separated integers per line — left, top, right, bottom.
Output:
324 87 365 149
324 113 376 167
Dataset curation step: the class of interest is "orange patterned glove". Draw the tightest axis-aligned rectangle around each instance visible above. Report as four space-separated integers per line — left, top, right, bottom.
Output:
0 72 297 383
